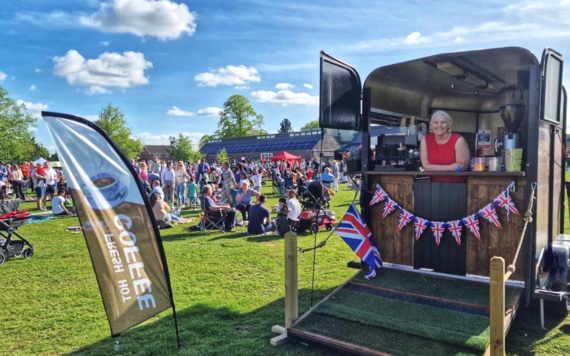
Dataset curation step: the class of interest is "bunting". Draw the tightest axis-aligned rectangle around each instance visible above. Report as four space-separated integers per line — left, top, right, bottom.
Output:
398 209 414 231
430 221 446 246
446 220 463 246
369 181 518 245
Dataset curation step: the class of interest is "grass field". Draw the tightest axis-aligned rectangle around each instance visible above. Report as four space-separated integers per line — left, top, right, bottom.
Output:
1 181 569 356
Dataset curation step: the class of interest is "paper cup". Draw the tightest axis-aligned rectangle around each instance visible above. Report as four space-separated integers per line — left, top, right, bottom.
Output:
488 157 501 172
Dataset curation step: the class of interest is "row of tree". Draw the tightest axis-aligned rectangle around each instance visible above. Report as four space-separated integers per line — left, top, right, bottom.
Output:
0 86 53 163
0 86 320 164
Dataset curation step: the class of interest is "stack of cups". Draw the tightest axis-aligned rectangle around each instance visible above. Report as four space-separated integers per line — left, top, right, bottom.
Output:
505 149 523 171
487 157 501 172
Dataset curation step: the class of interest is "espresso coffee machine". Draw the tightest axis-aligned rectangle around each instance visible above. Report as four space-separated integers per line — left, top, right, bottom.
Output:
375 133 422 171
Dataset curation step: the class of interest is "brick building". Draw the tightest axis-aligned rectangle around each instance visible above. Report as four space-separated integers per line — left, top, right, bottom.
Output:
200 129 342 162
139 145 174 161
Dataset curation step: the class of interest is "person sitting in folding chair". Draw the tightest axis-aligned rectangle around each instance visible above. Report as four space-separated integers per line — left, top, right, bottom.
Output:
202 185 236 232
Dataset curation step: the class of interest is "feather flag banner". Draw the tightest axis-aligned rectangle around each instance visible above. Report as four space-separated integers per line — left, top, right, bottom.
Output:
430 221 446 246
446 220 463 246
398 209 414 231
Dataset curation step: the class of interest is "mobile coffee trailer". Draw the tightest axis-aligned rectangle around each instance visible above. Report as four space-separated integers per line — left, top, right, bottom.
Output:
286 47 570 355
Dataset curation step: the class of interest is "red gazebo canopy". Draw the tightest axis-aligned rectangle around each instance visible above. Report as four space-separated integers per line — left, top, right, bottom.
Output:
271 151 300 163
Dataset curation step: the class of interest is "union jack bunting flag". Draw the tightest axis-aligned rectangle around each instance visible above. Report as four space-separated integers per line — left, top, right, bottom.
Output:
479 203 502 229
398 209 414 231
462 214 481 240
414 217 429 241
369 184 388 206
430 221 446 246
494 189 520 219
382 198 398 219
446 220 463 246
336 203 383 279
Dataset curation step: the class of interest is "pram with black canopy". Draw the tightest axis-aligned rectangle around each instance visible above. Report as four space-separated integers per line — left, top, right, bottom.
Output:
0 210 34 265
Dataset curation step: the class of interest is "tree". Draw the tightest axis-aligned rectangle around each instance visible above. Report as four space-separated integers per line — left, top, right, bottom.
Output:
0 86 37 163
215 95 264 138
215 148 229 164
95 104 144 159
199 134 214 148
31 139 50 160
169 134 204 162
49 152 59 161
300 119 320 130
278 118 293 133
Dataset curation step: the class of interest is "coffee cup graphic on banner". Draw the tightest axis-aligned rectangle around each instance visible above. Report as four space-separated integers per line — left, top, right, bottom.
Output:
82 171 128 210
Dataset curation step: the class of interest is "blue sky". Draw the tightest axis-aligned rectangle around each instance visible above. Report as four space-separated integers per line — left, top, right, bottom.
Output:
1 0 570 152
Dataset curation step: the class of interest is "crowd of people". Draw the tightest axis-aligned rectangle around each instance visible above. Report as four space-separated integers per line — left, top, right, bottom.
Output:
136 156 347 235
0 160 74 216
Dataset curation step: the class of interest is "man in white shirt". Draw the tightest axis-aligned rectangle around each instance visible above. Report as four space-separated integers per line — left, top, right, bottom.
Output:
43 162 58 208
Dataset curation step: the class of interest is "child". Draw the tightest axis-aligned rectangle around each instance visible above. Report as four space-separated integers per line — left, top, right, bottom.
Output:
275 197 290 237
186 177 199 210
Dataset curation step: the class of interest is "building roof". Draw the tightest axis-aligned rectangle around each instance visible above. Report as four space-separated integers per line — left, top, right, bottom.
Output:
200 130 324 154
144 145 171 154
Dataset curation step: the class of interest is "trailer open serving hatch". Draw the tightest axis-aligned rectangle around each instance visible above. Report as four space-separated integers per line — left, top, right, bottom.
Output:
286 47 570 355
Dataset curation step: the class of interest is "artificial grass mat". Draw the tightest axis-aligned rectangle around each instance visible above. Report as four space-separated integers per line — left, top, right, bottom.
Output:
314 288 490 351
354 267 518 306
296 313 483 356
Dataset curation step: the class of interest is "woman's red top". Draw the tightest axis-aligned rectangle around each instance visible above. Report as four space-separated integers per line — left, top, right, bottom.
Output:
425 133 467 183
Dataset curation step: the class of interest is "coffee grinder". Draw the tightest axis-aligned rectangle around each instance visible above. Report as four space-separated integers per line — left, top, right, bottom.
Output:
496 90 526 170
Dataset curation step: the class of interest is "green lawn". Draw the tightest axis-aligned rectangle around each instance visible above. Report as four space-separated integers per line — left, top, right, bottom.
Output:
1 181 569 356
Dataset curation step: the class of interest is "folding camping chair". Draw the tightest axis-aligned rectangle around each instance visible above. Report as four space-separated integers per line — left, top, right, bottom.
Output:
230 188 244 222
272 179 285 195
199 196 226 235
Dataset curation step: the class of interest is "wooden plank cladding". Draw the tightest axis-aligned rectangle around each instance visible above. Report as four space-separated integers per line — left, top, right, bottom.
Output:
368 174 526 281
466 176 526 281
369 175 415 266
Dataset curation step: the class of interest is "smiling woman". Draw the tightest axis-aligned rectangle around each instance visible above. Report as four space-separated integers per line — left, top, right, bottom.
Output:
419 110 471 183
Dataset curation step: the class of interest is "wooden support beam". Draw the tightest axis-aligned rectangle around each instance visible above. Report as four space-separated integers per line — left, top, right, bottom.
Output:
490 257 506 356
285 231 298 328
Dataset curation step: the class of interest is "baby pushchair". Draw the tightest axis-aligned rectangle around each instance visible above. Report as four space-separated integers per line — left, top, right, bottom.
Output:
0 210 34 265
292 185 336 235
300 181 331 209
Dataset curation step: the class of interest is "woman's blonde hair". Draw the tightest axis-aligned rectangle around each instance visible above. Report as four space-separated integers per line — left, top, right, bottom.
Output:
430 110 453 127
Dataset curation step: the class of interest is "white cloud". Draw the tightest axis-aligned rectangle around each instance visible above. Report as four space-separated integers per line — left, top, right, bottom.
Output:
303 84 313 89
15 11 77 29
82 115 100 121
28 126 38 132
16 100 49 119
84 86 112 95
166 106 222 117
135 131 205 149
80 0 197 41
251 90 319 106
348 1 570 52
52 50 153 93
403 32 421 44
35 68 41 73
30 85 36 91
195 65 260 87
167 106 195 117
275 83 294 90
234 85 250 90
100 41 110 46
197 107 222 116
0 71 7 82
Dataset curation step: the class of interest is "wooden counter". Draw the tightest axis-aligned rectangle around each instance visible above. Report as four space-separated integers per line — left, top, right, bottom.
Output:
368 174 525 281
366 170 526 177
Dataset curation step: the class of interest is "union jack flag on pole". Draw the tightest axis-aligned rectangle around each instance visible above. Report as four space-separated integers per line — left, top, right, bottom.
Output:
336 203 383 279
494 189 520 219
462 214 481 240
414 217 429 241
398 209 414 231
479 203 502 229
430 221 446 246
446 220 463 246
369 184 388 206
